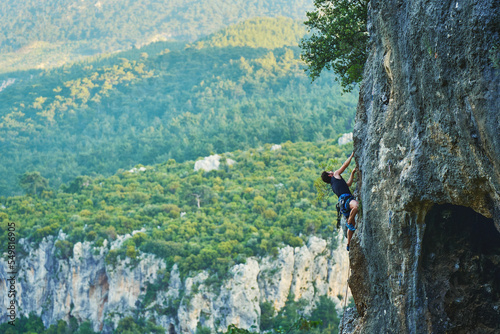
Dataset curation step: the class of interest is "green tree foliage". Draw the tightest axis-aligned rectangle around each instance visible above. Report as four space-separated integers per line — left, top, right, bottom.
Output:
260 301 276 331
269 294 310 333
197 18 308 49
0 143 351 332
115 316 165 333
18 172 49 196
0 18 357 197
0 313 45 334
0 0 313 56
75 321 97 334
310 296 340 334
55 239 74 259
0 140 352 278
0 313 166 334
0 315 82 334
227 295 336 334
300 0 369 91
196 323 212 334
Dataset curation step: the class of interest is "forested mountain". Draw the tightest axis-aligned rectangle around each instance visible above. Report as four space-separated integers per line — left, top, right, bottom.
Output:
0 18 357 196
0 0 312 71
1 139 353 334
0 144 353 334
0 139 353 277
196 17 307 49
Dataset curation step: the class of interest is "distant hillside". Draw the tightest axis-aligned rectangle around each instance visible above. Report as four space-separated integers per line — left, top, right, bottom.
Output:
0 140 352 274
0 139 352 334
0 18 357 197
0 139 353 277
0 0 313 71
197 17 308 49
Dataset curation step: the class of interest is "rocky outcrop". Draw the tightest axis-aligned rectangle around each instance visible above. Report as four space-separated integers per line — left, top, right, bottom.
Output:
194 155 236 172
0 231 165 332
0 78 16 93
0 233 350 333
351 0 500 333
155 235 350 334
338 133 353 146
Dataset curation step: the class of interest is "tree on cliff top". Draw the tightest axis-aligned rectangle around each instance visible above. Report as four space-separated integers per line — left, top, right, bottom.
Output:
300 0 369 92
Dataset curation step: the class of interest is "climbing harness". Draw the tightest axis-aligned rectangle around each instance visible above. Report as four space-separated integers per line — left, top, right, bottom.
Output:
338 193 355 217
339 257 351 334
338 193 356 235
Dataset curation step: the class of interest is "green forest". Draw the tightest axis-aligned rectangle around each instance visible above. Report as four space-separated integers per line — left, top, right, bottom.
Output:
0 8 359 333
0 139 352 334
0 18 357 197
0 140 353 277
0 0 312 71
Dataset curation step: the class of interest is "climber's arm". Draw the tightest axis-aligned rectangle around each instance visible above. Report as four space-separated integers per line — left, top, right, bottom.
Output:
334 152 354 178
346 168 356 187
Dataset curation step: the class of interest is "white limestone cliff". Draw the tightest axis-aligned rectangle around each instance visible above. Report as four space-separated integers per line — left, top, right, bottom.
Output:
0 232 350 333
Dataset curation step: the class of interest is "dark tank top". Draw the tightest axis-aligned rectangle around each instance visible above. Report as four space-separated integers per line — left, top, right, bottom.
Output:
331 176 352 197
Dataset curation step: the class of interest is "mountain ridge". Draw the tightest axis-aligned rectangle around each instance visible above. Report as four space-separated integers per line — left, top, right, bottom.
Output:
0 0 313 71
0 18 357 197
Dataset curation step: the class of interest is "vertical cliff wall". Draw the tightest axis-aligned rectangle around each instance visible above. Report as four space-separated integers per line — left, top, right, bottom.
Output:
351 0 499 333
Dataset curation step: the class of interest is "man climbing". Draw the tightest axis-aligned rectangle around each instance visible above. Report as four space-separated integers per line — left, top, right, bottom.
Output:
321 152 358 251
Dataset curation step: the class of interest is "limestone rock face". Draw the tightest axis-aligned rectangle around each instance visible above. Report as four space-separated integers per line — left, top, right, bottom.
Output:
213 259 261 331
194 154 222 172
351 0 500 333
0 231 165 332
338 133 353 146
161 234 350 334
193 155 235 172
0 78 16 93
0 233 350 333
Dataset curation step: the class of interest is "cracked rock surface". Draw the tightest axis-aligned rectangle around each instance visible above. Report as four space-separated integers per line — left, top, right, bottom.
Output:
351 0 500 333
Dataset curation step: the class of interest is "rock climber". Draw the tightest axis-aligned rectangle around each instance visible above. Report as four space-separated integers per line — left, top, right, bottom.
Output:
321 152 358 251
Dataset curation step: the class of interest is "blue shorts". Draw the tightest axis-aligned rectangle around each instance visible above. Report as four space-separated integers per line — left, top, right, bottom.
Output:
338 193 355 218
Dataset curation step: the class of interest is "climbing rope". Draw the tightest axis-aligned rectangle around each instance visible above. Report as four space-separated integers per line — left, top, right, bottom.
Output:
339 257 351 334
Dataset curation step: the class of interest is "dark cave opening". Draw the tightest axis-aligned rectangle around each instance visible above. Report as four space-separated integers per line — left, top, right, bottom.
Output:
421 204 500 333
